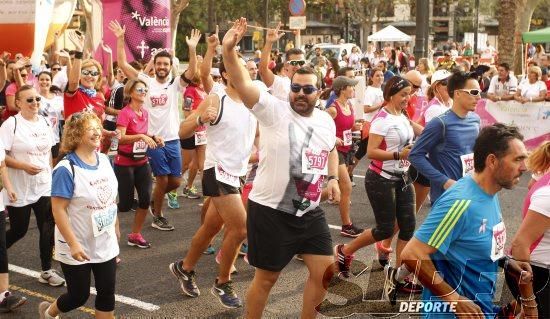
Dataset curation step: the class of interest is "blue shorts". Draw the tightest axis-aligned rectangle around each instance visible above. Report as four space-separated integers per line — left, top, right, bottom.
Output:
147 140 182 177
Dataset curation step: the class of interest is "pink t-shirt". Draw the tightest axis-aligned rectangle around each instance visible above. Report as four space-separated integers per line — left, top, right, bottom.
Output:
114 106 149 167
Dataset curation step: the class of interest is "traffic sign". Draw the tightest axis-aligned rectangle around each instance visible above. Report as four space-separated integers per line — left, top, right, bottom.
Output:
289 16 306 30
289 0 306 16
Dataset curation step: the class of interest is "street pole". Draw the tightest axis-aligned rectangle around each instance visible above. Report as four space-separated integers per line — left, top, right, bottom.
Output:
414 0 429 60
207 0 214 32
473 0 479 53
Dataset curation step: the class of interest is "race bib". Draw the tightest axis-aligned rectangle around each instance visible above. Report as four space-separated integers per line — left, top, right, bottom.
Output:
394 159 411 172
195 130 207 145
132 140 148 159
302 148 329 175
343 129 352 146
91 206 117 238
214 163 240 188
460 153 475 176
490 221 506 261
49 116 58 128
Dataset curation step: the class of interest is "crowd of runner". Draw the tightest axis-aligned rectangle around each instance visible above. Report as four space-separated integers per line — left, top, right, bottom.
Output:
0 18 548 319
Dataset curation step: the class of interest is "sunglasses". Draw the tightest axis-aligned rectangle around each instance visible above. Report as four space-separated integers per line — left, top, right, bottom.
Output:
458 88 481 96
135 87 149 94
25 65 32 68
438 79 448 86
412 83 421 89
25 96 41 103
52 68 61 71
290 84 318 95
81 69 100 77
288 60 306 67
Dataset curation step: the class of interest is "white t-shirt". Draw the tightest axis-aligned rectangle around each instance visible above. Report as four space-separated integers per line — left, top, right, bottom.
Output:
519 81 546 99
52 153 119 265
204 90 257 177
249 90 336 217
138 73 183 141
269 75 291 102
487 75 518 96
362 86 384 122
528 185 550 267
39 95 64 144
0 114 55 207
368 109 414 179
424 99 451 123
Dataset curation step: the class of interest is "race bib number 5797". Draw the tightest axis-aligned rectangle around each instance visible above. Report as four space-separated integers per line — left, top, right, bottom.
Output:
302 148 328 175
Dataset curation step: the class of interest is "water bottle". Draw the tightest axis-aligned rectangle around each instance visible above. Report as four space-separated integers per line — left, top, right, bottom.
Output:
108 131 119 157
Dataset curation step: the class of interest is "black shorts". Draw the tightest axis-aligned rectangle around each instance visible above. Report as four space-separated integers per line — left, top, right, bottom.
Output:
103 120 117 132
202 167 243 197
408 165 430 187
247 200 333 272
337 151 347 165
180 136 196 150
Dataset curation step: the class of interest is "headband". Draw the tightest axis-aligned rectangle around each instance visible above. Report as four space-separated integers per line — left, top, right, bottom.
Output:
388 77 411 97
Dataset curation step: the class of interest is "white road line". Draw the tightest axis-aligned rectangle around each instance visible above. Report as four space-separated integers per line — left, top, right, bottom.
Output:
9 264 160 311
353 175 365 179
328 224 341 230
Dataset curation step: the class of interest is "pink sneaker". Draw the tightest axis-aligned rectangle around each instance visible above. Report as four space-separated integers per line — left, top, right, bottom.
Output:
374 242 392 267
127 233 151 249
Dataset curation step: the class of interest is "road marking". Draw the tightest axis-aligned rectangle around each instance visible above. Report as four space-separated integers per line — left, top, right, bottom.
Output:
353 174 365 179
9 284 96 315
9 264 160 312
328 224 341 230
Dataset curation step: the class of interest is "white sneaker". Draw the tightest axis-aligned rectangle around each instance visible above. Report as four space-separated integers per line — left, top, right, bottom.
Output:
38 301 59 319
39 269 65 287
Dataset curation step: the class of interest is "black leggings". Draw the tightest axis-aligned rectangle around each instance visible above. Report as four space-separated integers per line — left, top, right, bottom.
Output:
57 258 117 313
114 163 152 212
507 264 550 318
364 169 416 241
6 196 54 271
0 211 7 273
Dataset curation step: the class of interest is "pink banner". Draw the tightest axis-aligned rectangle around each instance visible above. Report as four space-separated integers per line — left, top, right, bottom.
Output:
411 96 550 150
96 0 171 67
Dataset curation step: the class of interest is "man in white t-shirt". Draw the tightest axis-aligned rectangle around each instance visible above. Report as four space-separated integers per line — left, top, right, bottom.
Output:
222 19 341 318
110 21 198 231
487 63 518 102
259 23 306 102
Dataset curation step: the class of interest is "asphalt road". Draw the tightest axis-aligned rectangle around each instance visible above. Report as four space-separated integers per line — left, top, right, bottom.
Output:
4 160 529 318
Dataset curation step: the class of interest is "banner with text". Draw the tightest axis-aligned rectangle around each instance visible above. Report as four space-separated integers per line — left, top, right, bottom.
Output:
98 0 171 66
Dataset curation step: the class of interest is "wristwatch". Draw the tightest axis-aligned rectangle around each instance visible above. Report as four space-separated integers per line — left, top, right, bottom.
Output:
327 175 339 182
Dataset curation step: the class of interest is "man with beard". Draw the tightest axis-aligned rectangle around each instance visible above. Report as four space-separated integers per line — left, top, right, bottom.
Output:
396 124 530 318
221 18 341 318
110 21 200 231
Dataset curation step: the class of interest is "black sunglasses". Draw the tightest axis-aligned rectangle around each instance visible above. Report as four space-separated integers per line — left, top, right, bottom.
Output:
290 84 318 95
81 69 100 77
25 96 41 103
52 67 61 71
288 60 306 67
439 79 448 86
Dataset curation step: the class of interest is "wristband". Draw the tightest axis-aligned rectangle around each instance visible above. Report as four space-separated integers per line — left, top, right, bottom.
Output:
196 116 204 126
393 151 399 160
74 51 83 59
181 72 192 84
519 295 536 302
327 175 339 182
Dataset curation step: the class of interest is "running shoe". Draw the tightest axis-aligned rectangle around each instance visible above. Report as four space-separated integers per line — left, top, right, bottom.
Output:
215 250 238 274
39 269 65 287
211 279 243 309
334 244 354 278
38 301 57 319
167 191 180 209
243 254 249 264
0 291 26 313
183 186 201 199
398 276 423 294
294 254 304 261
383 265 400 305
151 216 175 231
374 242 392 267
203 245 216 255
130 198 138 211
340 224 364 238
127 233 151 248
350 175 356 187
169 260 200 297
238 243 248 256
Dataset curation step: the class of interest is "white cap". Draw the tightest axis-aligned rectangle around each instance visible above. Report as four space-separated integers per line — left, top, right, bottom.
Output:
432 69 452 83
210 68 220 77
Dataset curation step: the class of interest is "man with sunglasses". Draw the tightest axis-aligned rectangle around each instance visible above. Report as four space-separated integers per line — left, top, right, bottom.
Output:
259 23 306 101
409 71 481 205
221 18 340 318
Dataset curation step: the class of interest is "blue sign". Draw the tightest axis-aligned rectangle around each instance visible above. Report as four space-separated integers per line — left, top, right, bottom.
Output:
289 0 306 16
